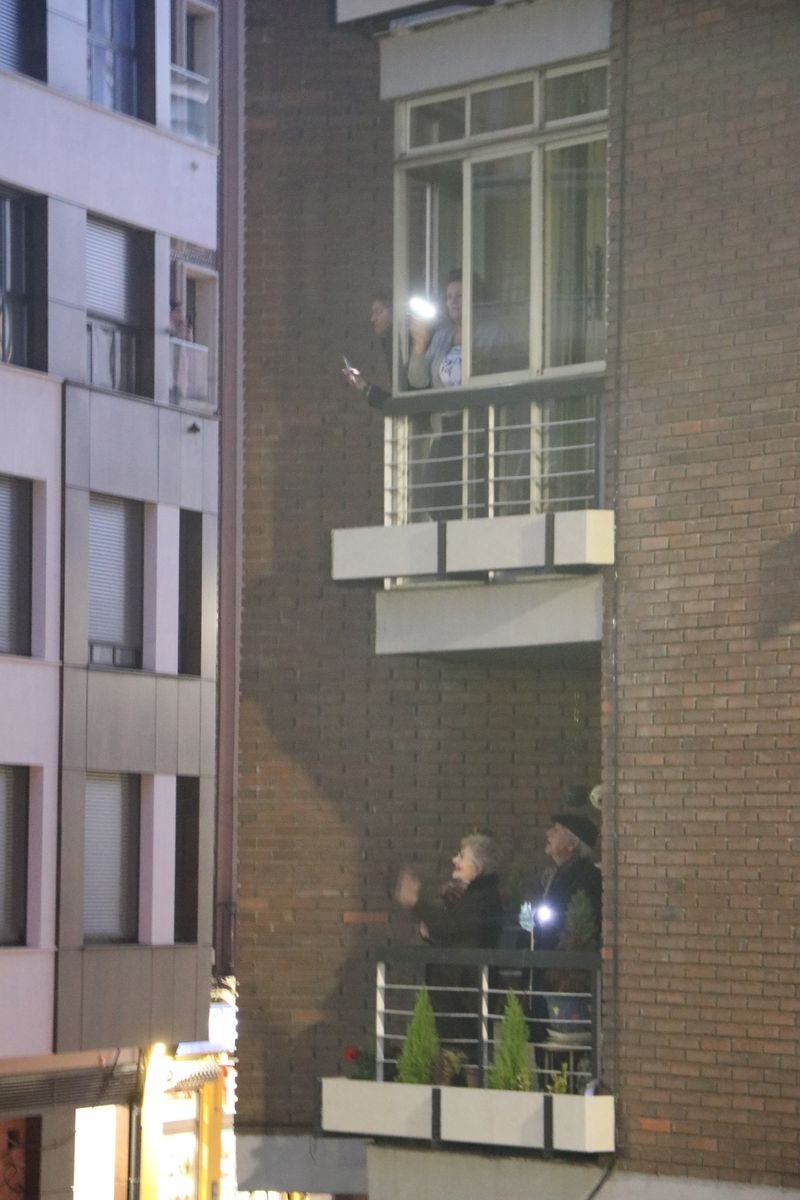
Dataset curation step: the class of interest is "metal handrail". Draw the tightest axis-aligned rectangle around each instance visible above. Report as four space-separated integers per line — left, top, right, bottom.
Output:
373 946 602 1092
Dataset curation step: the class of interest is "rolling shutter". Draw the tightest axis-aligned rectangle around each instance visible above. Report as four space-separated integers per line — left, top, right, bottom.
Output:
86 218 134 323
83 773 140 942
0 765 27 945
0 473 32 656
88 493 143 659
0 0 21 72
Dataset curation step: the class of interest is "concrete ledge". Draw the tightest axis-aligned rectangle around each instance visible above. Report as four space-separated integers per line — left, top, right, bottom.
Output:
553 510 614 566
236 1134 367 1195
375 575 603 654
332 522 438 580
446 513 547 573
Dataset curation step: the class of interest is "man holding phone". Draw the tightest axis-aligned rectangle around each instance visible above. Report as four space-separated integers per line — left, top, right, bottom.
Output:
341 291 393 406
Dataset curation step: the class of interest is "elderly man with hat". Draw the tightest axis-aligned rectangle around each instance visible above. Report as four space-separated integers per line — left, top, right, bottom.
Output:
530 812 602 951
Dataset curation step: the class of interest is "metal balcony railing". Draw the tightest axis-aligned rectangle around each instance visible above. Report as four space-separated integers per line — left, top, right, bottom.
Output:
385 379 603 524
373 946 602 1093
170 336 210 405
170 64 212 143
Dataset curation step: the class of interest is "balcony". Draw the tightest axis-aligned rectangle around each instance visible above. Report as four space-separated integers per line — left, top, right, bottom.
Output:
170 336 210 405
170 64 212 143
332 381 612 653
321 945 614 1155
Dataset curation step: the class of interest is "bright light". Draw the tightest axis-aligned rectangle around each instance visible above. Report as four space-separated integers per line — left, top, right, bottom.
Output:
408 295 437 320
536 903 555 925
74 1106 120 1199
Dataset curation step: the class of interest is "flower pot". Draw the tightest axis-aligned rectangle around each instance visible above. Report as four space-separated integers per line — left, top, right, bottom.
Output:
551 1093 615 1152
321 1078 433 1140
439 1087 545 1149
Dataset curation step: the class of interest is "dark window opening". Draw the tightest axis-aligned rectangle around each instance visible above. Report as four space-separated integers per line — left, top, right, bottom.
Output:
174 775 199 943
178 509 202 676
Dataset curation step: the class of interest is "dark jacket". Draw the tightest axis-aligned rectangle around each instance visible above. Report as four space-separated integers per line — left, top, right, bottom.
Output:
414 872 504 949
529 856 602 951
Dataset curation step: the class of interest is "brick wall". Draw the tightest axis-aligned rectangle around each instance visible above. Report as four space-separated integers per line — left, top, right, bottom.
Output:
606 0 800 1185
239 0 601 1132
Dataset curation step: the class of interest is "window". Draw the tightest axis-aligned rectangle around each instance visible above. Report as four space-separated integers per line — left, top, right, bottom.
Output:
0 473 31 656
0 0 45 78
83 772 140 943
170 0 216 143
169 256 214 406
87 0 138 116
0 766 27 945
88 493 143 668
178 509 202 676
395 62 608 392
174 776 199 943
0 191 29 368
86 217 151 396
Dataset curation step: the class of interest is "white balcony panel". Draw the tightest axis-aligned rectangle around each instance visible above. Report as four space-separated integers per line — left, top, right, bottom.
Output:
332 524 438 581
337 0 434 19
0 950 55 1056
446 514 547 574
379 0 611 100
376 575 602 655
553 510 614 566
0 73 217 247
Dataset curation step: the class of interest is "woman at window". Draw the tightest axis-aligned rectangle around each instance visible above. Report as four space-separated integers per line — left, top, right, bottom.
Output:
407 269 465 390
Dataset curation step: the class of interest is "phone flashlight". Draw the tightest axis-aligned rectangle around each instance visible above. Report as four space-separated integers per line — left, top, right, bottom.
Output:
408 295 438 321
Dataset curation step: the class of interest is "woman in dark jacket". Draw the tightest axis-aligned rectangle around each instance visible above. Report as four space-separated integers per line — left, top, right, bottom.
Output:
395 833 503 1057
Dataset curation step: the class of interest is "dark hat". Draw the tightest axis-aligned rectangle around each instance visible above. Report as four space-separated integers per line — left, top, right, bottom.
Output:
551 812 598 848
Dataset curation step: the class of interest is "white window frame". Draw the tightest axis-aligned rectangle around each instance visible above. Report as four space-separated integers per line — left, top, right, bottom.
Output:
393 58 608 395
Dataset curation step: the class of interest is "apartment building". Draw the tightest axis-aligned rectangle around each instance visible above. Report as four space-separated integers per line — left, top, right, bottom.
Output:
237 0 800 1198
0 1 243 1196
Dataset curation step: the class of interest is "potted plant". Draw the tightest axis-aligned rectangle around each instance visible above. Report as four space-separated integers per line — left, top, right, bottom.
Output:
321 989 437 1139
440 991 546 1149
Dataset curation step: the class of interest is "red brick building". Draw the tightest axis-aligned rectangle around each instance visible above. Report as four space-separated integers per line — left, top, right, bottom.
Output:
237 1 800 1196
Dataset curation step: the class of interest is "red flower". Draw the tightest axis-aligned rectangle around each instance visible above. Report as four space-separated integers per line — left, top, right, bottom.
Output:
343 1046 361 1062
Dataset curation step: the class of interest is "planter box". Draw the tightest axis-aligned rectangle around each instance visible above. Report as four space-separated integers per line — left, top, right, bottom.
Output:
321 1079 615 1153
321 1077 433 1140
440 1087 545 1149
552 1094 615 1153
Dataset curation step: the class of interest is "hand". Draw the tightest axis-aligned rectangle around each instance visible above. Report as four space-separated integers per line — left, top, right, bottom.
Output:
395 869 421 909
408 317 432 356
342 366 368 393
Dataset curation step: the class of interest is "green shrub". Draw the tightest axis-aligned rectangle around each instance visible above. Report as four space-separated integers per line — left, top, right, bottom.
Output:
489 991 535 1092
396 987 440 1084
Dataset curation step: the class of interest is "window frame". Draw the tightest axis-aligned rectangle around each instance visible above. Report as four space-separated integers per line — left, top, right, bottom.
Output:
0 189 30 369
83 771 141 945
0 765 28 947
87 492 144 670
393 58 608 396
0 472 32 657
87 0 139 117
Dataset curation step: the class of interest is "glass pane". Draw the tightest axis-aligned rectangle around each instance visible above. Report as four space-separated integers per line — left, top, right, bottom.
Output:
89 0 112 38
114 0 136 48
406 409 476 522
544 139 606 368
405 161 463 390
6 201 25 294
539 393 597 510
114 52 136 115
494 400 532 516
471 154 531 377
545 66 608 122
89 321 115 389
89 44 115 107
409 97 465 148
471 83 533 135
1 298 28 366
